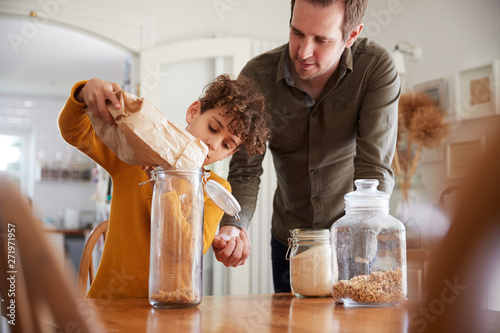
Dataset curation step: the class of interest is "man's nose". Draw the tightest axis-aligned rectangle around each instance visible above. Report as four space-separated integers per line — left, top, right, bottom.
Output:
298 37 314 60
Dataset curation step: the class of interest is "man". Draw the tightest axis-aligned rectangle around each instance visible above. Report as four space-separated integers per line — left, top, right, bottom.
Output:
217 0 400 292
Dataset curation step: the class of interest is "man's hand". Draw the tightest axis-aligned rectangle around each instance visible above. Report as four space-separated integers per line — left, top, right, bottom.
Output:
75 78 122 128
212 225 251 267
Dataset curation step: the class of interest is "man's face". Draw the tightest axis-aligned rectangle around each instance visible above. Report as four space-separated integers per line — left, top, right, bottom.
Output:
289 0 350 83
185 102 243 166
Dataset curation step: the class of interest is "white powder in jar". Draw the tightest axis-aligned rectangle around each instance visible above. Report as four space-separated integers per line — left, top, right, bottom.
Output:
290 244 333 297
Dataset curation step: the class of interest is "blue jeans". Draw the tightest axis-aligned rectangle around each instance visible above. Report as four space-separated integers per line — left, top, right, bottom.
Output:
271 231 291 293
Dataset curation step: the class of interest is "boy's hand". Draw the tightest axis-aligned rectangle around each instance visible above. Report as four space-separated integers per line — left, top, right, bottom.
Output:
212 225 251 267
76 78 122 128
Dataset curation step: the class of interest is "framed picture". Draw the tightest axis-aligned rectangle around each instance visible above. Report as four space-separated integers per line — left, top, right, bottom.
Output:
455 59 500 120
446 136 487 179
414 78 449 111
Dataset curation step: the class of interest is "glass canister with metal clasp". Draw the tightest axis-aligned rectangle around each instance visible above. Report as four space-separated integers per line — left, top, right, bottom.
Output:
287 228 333 297
331 179 407 307
148 166 240 308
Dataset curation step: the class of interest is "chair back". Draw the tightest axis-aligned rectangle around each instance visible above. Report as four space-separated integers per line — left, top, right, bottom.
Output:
78 220 108 298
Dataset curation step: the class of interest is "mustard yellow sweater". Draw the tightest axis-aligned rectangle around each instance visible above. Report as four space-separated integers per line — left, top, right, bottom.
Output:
58 81 229 298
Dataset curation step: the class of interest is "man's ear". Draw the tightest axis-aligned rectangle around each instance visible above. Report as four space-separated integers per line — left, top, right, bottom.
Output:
186 100 201 124
345 23 363 48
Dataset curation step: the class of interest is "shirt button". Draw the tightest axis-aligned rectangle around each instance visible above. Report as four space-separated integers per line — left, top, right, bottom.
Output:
311 111 317 117
341 101 346 109
310 169 317 176
312 196 319 203
311 140 318 146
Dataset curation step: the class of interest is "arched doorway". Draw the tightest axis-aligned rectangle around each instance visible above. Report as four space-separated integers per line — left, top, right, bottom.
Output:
0 15 134 227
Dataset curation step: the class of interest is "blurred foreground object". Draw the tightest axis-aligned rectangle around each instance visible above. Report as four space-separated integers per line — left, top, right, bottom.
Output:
0 173 103 333
413 130 500 333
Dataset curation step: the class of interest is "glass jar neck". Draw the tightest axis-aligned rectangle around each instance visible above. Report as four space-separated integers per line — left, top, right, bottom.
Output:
345 207 390 215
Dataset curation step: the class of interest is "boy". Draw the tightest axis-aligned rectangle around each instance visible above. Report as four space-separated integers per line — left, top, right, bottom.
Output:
58 74 270 298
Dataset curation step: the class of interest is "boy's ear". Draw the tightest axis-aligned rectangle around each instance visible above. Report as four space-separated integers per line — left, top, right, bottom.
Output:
186 100 201 124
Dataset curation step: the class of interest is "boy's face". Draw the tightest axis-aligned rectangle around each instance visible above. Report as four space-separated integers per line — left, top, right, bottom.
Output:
185 101 243 166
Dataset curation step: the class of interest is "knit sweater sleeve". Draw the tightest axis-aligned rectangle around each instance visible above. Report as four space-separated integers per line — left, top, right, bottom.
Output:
57 81 131 176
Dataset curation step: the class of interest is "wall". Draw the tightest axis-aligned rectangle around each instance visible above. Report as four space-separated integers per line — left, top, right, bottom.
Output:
0 92 97 224
361 0 500 204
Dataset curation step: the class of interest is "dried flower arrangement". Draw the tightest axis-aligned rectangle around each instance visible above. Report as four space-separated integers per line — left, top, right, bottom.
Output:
393 91 451 201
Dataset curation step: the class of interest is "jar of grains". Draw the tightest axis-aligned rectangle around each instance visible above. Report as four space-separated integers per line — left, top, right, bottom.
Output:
148 166 240 308
331 179 407 307
287 228 333 297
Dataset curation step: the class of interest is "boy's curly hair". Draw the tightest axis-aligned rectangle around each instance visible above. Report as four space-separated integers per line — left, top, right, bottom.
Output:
198 74 270 156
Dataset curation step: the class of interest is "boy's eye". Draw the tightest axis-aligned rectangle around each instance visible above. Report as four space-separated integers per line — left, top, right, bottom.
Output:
223 142 230 150
209 125 217 133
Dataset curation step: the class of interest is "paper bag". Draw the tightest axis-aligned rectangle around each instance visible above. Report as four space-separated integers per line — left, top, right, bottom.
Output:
84 90 208 168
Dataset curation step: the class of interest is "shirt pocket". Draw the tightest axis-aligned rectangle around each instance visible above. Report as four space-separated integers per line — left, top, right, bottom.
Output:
269 106 308 153
322 99 359 146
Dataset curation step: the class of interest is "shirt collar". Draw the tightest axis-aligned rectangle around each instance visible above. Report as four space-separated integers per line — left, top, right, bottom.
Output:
276 44 290 86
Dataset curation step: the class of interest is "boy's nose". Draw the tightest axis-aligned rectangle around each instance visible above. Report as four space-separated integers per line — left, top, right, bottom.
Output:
207 138 219 151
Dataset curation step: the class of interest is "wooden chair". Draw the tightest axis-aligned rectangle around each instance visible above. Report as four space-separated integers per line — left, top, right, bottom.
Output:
0 172 103 332
78 219 108 298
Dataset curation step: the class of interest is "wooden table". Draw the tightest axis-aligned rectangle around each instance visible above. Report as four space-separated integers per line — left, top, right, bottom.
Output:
87 294 413 332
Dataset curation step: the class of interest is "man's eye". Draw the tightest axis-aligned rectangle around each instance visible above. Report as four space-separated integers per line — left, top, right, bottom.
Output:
292 29 303 37
316 38 328 44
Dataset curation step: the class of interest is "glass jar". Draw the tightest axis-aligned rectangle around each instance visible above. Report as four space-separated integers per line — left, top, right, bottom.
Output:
149 166 205 308
287 229 333 297
331 179 407 307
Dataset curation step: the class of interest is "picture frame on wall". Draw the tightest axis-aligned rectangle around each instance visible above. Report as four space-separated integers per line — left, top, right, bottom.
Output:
446 136 487 179
455 59 500 120
414 78 449 111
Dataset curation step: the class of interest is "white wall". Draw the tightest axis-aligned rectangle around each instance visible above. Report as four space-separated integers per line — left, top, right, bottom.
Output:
0 92 96 223
361 0 500 203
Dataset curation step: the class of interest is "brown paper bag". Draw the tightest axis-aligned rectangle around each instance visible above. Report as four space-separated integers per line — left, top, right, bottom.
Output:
84 90 208 167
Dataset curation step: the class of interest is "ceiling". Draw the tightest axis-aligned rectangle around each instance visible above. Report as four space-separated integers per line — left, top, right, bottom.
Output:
0 16 133 97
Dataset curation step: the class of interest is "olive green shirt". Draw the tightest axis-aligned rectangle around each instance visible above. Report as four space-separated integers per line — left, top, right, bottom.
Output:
221 38 400 246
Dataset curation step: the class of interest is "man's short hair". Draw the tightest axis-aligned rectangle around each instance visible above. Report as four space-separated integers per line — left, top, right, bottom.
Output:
290 0 368 42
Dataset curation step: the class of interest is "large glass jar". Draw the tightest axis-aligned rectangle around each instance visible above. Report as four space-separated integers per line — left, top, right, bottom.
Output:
331 179 407 307
287 229 333 297
149 166 205 308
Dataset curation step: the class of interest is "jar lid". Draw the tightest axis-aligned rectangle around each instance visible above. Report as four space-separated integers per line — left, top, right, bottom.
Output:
204 179 241 218
344 179 389 210
289 228 330 240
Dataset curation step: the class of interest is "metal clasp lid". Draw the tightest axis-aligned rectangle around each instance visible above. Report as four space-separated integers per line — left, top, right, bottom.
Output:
285 229 298 260
138 168 157 186
203 172 241 219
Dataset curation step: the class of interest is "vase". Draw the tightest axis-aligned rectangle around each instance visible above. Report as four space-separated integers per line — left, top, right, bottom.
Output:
390 174 427 248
